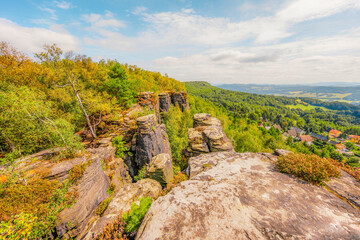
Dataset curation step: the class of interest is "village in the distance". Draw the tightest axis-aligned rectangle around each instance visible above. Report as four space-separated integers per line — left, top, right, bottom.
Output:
260 118 360 165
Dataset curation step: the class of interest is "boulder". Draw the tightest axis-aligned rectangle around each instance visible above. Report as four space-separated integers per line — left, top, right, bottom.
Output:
158 92 171 113
131 114 171 175
137 152 360 240
182 113 233 159
146 153 174 188
80 179 162 239
193 113 221 127
171 92 189 112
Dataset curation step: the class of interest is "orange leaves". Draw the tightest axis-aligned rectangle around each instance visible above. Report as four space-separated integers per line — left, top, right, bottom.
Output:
0 174 8 184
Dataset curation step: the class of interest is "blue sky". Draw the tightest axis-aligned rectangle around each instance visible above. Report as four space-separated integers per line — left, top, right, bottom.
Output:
1 0 360 84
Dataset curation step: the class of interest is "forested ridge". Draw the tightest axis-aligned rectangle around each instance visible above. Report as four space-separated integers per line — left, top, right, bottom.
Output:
186 81 360 136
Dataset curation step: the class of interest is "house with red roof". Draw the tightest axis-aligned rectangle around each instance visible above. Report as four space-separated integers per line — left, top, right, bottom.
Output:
329 129 342 139
300 135 313 145
336 143 346 150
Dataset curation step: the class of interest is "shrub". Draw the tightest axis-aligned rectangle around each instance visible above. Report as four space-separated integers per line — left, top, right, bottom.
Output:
134 166 147 182
122 197 152 234
96 197 113 216
112 136 127 159
95 216 128 240
69 161 91 183
107 183 116 196
0 179 75 238
276 153 341 185
159 171 188 197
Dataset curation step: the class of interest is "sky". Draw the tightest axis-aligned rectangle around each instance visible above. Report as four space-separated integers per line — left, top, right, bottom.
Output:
0 0 360 85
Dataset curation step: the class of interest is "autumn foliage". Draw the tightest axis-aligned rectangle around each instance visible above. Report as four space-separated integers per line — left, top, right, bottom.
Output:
276 153 341 185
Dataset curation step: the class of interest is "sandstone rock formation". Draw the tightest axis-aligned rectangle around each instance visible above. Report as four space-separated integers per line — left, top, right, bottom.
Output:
146 153 173 188
127 114 171 176
55 147 115 238
138 92 158 111
158 92 171 113
171 92 189 112
182 113 233 158
80 178 162 239
137 151 360 240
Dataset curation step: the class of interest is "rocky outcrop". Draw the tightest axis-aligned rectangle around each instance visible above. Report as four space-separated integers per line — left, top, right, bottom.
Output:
55 147 114 238
158 92 171 113
81 179 162 239
137 151 360 240
182 113 233 159
136 91 189 114
138 92 159 111
171 92 189 112
126 114 171 176
146 153 173 188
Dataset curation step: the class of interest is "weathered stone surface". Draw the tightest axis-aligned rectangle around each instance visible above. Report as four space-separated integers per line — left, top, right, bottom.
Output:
187 128 209 153
327 170 360 208
183 113 233 159
171 92 189 112
158 92 171 113
147 153 173 188
81 179 162 240
202 126 234 152
274 149 292 156
188 151 237 179
132 114 171 175
193 113 221 127
55 147 116 238
137 152 360 240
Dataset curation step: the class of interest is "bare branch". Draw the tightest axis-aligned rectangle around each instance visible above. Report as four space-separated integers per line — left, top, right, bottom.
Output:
54 83 71 88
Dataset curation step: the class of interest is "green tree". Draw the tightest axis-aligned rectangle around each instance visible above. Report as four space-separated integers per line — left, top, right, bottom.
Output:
105 63 135 108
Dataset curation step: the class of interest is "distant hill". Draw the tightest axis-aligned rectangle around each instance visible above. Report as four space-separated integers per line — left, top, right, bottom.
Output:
186 81 360 136
216 83 360 105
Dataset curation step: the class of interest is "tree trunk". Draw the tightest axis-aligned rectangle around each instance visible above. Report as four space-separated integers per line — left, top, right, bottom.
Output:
70 82 96 139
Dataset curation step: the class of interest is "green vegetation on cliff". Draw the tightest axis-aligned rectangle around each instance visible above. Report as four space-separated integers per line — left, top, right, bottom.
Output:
0 43 185 163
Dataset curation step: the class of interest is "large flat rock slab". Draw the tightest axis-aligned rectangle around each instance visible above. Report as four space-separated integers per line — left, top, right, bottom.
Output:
137 152 360 240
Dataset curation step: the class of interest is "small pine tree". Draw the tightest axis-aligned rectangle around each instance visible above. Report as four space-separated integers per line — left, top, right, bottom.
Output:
105 63 135 108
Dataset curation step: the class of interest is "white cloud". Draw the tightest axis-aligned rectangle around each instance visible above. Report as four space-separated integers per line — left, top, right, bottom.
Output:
132 6 147 15
276 0 360 23
39 7 57 20
0 18 79 54
149 28 360 84
54 1 73 10
82 11 126 30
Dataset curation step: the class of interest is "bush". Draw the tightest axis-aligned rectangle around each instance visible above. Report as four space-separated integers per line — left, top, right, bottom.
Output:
122 197 152 234
112 136 127 159
0 179 75 238
96 197 113 216
133 166 147 182
95 216 128 240
69 161 91 183
107 183 116 196
276 153 341 185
